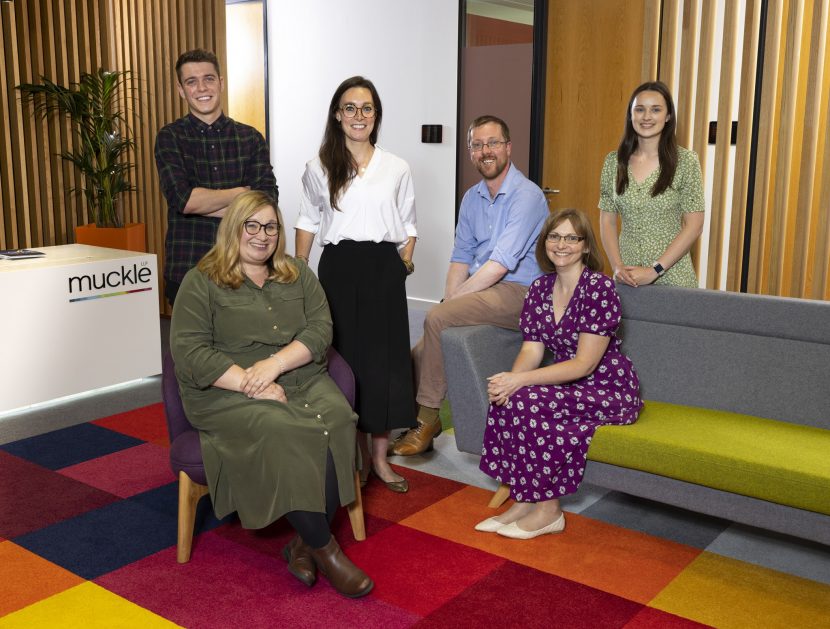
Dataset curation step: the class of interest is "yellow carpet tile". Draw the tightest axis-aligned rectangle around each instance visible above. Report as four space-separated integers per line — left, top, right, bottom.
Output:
0 582 181 628
650 551 830 629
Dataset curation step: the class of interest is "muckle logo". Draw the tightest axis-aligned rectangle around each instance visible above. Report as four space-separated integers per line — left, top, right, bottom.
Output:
68 261 154 303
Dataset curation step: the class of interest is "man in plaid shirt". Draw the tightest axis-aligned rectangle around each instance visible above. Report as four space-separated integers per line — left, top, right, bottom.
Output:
155 49 278 304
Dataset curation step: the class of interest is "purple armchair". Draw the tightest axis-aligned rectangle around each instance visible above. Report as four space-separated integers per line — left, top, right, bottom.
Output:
162 347 366 563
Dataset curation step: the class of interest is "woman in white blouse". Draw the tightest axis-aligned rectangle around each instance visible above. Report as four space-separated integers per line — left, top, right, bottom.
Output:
295 76 417 493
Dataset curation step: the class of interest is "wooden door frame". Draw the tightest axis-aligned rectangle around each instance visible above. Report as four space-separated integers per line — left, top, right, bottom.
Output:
528 0 549 185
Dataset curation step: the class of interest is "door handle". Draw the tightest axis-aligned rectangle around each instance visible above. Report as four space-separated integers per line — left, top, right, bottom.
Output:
542 188 560 195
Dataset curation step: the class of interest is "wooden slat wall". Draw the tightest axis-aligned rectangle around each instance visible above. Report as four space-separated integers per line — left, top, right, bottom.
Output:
675 0 699 149
1 0 227 311
725 0 762 291
814 18 830 300
659 0 830 300
706 0 739 288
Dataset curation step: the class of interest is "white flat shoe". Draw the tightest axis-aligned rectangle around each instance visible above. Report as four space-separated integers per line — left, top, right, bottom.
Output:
474 516 507 532
496 513 566 539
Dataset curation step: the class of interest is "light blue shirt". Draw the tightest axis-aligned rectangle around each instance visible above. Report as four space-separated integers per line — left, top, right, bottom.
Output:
451 164 548 286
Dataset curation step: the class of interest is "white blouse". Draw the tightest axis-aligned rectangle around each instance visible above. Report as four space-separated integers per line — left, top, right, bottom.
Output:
297 146 417 248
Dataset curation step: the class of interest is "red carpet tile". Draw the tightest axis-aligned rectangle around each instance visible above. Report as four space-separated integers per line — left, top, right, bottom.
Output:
345 523 505 616
92 403 170 446
58 442 175 498
4 404 828 628
412 560 643 629
96 531 419 629
0 451 118 539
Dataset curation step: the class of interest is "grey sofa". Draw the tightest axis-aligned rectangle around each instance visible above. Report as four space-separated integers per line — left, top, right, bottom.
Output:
443 283 830 545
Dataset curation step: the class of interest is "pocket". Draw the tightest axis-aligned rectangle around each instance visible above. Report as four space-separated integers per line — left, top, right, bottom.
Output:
214 293 255 308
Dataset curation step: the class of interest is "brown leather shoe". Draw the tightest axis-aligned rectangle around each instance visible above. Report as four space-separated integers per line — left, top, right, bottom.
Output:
309 536 373 598
281 535 316 587
389 419 442 456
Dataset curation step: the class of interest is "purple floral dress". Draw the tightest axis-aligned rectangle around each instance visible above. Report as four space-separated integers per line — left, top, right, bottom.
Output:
479 268 642 502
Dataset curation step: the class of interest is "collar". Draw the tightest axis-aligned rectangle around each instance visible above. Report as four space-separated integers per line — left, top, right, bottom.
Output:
186 111 230 132
475 162 518 201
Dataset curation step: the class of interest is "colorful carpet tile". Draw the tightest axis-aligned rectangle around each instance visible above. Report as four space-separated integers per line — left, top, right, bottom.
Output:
1 404 828 628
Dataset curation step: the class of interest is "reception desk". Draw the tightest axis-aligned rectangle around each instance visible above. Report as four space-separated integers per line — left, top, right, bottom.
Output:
0 244 161 414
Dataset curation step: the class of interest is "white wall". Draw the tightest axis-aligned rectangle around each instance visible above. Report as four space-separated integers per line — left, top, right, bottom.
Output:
266 0 459 305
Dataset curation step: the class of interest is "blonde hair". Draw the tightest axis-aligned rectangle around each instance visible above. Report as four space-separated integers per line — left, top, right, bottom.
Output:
198 190 299 288
535 208 603 274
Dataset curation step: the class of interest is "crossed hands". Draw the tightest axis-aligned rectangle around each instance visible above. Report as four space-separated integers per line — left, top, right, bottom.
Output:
487 371 522 407
613 265 659 287
240 357 286 402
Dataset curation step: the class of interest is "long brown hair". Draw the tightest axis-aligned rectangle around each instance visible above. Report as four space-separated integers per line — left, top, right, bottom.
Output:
615 81 678 197
535 208 603 274
198 190 298 288
319 76 383 210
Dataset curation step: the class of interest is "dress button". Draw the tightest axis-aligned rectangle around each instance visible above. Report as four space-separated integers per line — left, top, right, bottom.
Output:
317 414 322 419
268 306 272 311
304 403 309 408
273 325 278 330
323 430 329 436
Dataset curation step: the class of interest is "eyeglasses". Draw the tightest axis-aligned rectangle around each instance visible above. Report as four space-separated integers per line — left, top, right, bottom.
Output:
546 233 585 244
469 140 508 152
244 220 280 236
340 103 376 118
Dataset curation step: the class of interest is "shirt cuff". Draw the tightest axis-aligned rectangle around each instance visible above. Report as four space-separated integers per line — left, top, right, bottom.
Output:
295 216 320 234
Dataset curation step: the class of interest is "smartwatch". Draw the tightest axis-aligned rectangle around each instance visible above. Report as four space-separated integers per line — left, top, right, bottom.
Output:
653 262 666 277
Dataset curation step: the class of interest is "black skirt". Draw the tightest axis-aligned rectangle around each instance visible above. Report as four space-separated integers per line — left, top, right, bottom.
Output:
318 240 417 434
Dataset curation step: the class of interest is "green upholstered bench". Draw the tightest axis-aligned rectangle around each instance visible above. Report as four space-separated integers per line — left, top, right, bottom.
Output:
589 401 830 516
443 284 830 545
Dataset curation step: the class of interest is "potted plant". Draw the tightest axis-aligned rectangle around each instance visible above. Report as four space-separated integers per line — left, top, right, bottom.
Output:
17 68 145 251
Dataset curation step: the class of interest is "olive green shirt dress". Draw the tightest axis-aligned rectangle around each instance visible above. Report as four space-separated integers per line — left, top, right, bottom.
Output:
599 146 705 287
170 261 357 529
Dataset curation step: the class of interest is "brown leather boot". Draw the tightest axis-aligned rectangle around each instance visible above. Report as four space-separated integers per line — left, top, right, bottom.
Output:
390 406 442 456
309 536 373 598
281 535 316 587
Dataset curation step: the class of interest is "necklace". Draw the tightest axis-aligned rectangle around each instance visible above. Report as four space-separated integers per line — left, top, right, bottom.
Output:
355 146 374 176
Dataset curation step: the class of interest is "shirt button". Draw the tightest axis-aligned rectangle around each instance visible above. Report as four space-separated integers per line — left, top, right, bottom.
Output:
268 306 272 311
213 166 218 171
304 403 309 408
210 144 215 149
273 325 278 330
323 430 329 436
317 414 322 419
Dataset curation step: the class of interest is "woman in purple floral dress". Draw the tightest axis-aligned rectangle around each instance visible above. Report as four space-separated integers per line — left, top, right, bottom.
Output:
477 208 642 539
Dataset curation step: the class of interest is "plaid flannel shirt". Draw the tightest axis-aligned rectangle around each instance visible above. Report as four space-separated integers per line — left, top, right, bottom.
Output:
155 113 279 284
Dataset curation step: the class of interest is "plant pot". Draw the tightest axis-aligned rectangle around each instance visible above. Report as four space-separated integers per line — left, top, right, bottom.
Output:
74 223 146 252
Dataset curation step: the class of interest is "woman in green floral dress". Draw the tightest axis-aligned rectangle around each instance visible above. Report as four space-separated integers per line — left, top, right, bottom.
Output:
599 81 705 288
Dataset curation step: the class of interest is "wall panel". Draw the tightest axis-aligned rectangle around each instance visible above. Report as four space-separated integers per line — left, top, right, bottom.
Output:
660 0 830 300
1 0 227 312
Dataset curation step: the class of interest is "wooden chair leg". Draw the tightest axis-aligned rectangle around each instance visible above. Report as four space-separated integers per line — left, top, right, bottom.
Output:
488 483 510 509
177 470 210 563
347 470 366 541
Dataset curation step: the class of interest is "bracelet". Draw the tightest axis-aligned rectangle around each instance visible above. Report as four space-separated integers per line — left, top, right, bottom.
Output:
295 254 309 263
402 259 415 275
271 353 286 377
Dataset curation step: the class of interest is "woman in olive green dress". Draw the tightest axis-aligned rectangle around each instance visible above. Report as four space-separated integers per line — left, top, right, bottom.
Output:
170 190 372 598
599 81 705 288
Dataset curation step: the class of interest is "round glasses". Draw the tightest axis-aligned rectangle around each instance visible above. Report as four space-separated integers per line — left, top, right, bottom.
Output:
546 233 585 244
469 140 508 153
340 103 376 118
244 220 280 236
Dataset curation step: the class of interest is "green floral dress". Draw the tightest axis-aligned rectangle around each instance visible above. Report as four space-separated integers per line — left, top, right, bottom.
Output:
599 146 705 287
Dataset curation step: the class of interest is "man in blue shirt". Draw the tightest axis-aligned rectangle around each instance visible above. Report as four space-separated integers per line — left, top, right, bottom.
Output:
391 115 548 456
